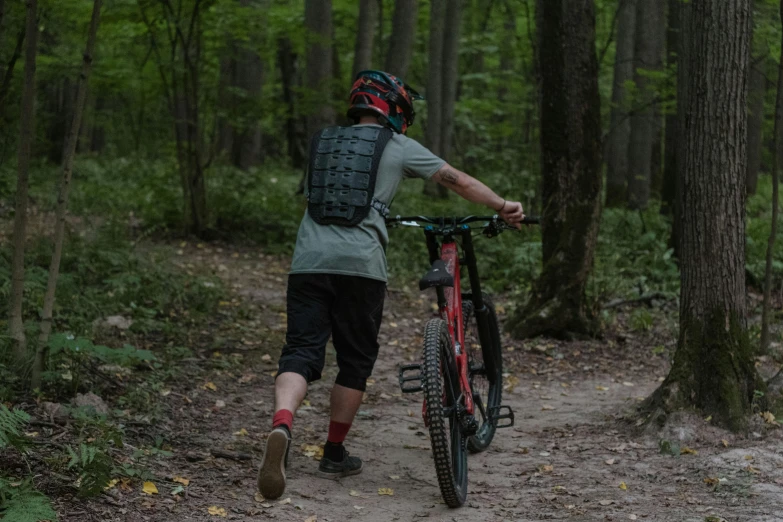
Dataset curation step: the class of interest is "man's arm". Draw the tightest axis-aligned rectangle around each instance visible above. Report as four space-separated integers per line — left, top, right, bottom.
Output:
431 163 525 226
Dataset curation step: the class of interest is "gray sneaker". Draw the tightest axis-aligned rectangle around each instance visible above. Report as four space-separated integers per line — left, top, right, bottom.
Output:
257 427 290 499
317 451 363 479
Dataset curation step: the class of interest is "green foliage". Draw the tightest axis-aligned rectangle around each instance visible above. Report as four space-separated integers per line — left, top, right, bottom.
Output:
66 443 114 498
0 406 30 451
0 478 57 522
591 206 680 300
49 334 155 366
630 308 654 333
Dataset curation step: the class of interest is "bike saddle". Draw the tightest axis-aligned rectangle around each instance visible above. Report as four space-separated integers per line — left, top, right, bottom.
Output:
419 259 454 291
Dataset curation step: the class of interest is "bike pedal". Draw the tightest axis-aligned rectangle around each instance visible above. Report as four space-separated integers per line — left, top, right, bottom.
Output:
398 364 423 394
488 405 515 428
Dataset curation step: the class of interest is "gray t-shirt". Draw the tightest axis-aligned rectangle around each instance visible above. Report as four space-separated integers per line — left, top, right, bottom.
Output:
290 125 446 282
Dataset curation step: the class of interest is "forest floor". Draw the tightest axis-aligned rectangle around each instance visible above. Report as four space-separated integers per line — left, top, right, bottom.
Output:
53 242 783 522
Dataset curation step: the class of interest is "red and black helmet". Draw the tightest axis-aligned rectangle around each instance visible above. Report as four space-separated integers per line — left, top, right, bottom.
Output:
347 70 423 134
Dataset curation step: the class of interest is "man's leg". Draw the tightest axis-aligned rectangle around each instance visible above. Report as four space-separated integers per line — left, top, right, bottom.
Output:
259 275 332 498
318 276 386 477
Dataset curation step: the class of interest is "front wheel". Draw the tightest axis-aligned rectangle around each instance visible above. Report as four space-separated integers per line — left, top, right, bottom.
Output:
462 293 504 453
422 319 468 508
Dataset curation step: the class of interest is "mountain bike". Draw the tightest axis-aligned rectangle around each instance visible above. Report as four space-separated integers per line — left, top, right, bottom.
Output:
387 214 540 508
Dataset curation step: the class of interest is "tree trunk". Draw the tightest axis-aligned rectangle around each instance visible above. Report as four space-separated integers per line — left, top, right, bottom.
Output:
0 26 26 115
507 0 603 340
646 0 761 432
627 0 665 210
385 0 418 78
9 0 38 365
305 0 335 138
746 60 765 197
760 2 783 353
670 0 691 258
605 0 636 208
353 0 378 77
439 0 460 161
423 0 449 198
278 37 304 167
32 0 102 389
660 0 680 216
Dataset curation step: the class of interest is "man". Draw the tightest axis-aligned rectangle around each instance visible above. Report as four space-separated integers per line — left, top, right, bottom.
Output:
258 70 524 499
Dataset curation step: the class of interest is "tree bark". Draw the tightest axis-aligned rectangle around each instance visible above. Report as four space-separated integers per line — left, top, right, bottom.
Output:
746 59 765 196
627 0 665 210
0 26 25 115
507 0 603 340
278 37 304 167
9 0 38 364
353 0 378 77
305 0 335 138
439 0 460 161
605 0 636 208
660 0 680 216
423 0 450 198
646 0 761 432
760 2 783 353
32 0 102 389
385 0 418 78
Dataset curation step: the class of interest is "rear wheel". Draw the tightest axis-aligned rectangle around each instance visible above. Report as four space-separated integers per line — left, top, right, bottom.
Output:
422 319 468 508
462 293 503 453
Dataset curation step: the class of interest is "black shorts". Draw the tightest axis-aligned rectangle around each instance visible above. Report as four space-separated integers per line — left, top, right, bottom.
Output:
277 274 386 391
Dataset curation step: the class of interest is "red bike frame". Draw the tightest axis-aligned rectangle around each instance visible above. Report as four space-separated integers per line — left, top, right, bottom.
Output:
437 241 475 415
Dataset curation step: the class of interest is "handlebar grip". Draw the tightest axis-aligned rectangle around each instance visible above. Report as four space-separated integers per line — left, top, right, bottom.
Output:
521 216 541 225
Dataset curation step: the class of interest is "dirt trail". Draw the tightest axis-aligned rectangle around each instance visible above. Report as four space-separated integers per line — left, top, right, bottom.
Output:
83 248 783 522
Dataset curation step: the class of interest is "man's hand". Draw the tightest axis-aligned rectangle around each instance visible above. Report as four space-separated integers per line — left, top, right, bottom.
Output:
498 201 525 229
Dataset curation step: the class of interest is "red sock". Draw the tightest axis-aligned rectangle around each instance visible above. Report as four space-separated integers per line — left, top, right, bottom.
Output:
272 409 294 431
327 421 352 444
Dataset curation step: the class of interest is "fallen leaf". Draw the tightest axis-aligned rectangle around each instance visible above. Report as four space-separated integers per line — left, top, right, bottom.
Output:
605 459 616 465
629 515 638 521
596 385 609 391
160 389 172 397
214 400 226 409
619 482 627 491
378 488 394 496
538 464 554 473
234 428 249 436
761 411 777 424
203 382 218 391
744 465 761 474
721 439 729 448
254 492 265 503
305 516 317 522
389 475 400 480
24 431 39 438
104 479 119 491
278 497 292 505
680 447 698 455
390 322 399 328
302 399 311 407
207 506 227 517
744 455 754 461
172 476 190 486
171 485 184 496
541 405 555 411
142 481 159 495
349 490 362 497
301 444 324 460
704 477 720 486
598 499 614 506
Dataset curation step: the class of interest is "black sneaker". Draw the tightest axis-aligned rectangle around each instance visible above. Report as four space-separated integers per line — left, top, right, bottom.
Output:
317 450 363 479
257 427 290 499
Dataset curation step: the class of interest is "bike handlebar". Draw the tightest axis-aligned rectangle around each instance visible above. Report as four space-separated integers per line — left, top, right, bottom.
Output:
385 215 541 226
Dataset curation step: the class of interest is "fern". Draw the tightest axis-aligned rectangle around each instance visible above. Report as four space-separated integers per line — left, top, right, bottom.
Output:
66 444 113 498
0 406 30 451
0 478 57 522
